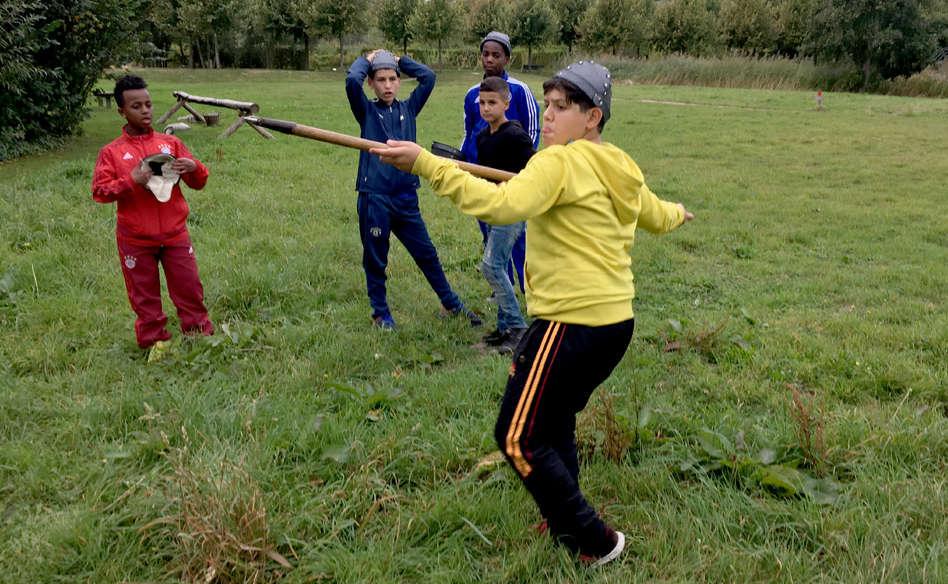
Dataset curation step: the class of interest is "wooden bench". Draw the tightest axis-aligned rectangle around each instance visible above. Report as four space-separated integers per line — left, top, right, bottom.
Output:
155 91 272 139
93 90 113 108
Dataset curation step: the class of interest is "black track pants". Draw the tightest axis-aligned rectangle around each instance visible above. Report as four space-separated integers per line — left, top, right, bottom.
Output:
494 317 635 555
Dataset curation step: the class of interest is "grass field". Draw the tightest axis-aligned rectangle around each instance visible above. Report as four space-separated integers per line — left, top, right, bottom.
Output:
1 68 946 583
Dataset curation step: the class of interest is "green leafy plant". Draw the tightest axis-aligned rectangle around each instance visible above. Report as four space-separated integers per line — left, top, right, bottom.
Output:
677 427 842 504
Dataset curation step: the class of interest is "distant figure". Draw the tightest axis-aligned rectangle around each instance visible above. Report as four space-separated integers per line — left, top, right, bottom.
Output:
474 76 535 354
816 90 824 111
461 31 541 294
344 49 480 330
372 61 695 567
92 75 214 360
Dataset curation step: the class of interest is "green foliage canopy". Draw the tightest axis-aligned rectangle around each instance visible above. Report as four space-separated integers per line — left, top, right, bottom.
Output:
718 0 776 55
464 0 513 44
807 0 942 86
551 0 588 54
377 0 420 54
653 0 720 56
0 0 140 160
509 0 554 66
582 0 654 57
410 0 463 66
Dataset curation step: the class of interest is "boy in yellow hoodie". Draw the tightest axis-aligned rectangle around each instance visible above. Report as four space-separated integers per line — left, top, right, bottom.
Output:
373 61 694 567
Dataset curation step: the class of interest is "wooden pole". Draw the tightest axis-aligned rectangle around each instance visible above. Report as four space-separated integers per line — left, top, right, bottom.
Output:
243 116 516 183
180 101 207 125
156 99 185 125
172 91 259 114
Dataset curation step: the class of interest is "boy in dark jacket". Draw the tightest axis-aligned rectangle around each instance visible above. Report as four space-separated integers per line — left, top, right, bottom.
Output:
475 76 534 353
461 31 540 294
345 50 478 329
92 75 214 359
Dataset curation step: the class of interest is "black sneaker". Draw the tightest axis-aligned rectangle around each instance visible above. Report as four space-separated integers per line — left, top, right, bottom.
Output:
482 328 507 345
495 327 526 355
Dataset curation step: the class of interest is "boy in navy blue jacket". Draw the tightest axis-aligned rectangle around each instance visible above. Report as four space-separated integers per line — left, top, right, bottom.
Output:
345 50 479 329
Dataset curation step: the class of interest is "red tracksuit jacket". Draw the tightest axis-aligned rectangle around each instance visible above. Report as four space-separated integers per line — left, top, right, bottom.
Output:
92 126 209 243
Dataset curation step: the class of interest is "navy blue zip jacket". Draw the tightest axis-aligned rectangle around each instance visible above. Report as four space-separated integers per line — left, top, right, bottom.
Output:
345 55 435 194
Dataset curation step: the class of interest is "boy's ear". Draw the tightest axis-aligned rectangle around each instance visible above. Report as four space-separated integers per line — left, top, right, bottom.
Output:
586 107 603 130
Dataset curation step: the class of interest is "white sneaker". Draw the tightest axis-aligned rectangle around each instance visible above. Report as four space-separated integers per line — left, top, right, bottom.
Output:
582 531 625 568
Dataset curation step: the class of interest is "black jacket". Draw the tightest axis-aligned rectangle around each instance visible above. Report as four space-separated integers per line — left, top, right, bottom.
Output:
475 120 535 180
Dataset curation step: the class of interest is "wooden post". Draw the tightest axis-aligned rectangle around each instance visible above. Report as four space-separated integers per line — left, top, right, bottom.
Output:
156 99 185 125
180 101 207 125
220 116 246 139
156 91 269 139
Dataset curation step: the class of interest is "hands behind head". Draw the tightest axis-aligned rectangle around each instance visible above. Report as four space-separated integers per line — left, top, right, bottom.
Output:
370 140 422 173
678 203 695 222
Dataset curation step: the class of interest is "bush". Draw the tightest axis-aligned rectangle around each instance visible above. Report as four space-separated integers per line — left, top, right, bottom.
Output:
0 0 139 160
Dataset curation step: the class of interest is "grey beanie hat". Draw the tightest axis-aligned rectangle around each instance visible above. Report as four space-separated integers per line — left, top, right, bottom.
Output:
554 60 613 123
370 50 399 73
480 31 512 57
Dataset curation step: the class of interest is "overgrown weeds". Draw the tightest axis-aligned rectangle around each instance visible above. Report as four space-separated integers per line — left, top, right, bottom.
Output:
578 391 635 463
787 383 828 472
663 315 753 364
141 438 292 583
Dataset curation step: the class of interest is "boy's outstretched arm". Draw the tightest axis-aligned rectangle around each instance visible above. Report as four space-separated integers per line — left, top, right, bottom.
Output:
637 184 694 233
372 140 563 225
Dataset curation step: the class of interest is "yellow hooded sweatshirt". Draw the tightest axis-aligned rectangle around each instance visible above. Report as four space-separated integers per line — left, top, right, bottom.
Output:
413 140 685 326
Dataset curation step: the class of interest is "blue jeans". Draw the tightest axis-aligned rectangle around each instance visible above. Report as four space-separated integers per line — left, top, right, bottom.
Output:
478 219 525 293
481 222 527 331
358 192 462 318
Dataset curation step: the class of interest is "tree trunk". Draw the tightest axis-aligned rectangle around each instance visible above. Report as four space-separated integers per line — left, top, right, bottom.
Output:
193 40 203 69
438 38 443 67
403 37 408 55
863 59 871 90
338 35 345 69
213 32 221 69
303 34 310 71
527 45 533 68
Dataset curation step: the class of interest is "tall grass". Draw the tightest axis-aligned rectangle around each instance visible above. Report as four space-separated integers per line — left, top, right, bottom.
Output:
0 69 946 582
571 53 948 97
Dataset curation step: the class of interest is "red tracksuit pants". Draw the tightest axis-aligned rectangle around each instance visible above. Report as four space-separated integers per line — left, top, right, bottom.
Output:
117 234 214 348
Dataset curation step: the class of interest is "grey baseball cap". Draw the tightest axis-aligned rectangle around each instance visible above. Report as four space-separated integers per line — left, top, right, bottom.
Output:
370 50 399 73
554 60 613 123
480 31 512 57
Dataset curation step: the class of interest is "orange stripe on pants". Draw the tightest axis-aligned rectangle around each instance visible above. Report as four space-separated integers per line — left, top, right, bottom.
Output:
505 322 561 476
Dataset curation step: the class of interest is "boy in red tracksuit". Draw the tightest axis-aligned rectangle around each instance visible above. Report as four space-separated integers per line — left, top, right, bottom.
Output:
92 75 214 354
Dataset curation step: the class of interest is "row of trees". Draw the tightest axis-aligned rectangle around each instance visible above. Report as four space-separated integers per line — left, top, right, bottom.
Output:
141 0 947 81
2 0 946 159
